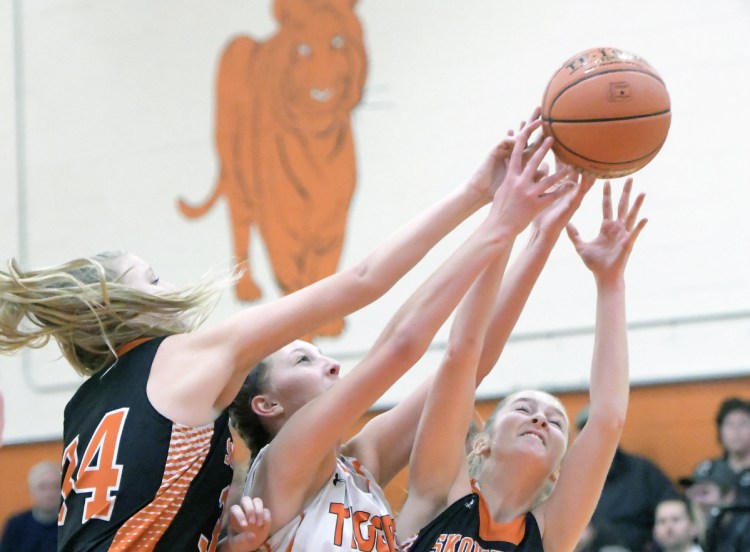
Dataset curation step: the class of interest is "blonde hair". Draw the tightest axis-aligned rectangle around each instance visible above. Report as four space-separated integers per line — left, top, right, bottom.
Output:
0 252 235 376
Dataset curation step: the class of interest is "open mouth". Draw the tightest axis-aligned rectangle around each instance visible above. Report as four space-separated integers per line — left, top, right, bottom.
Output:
521 431 545 445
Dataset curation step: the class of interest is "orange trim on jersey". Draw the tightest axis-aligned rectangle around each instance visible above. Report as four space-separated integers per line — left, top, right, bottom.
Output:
349 458 371 492
282 512 304 552
115 337 154 357
472 482 527 544
108 423 216 551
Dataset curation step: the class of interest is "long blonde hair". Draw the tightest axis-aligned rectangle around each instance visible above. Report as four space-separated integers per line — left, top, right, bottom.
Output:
0 252 235 376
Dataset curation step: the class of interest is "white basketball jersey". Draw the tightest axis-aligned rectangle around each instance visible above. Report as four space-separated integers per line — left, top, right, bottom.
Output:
244 446 397 551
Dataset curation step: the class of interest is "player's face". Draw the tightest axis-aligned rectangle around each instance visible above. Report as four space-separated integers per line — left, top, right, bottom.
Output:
113 254 175 292
265 340 341 417
653 501 696 550
490 390 569 471
720 409 750 456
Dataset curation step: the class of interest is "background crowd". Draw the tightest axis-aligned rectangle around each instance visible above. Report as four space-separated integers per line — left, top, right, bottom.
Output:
574 396 750 552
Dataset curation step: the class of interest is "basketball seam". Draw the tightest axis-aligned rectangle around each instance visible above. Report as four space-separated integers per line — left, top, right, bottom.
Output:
543 109 671 124
549 68 667 115
548 131 667 166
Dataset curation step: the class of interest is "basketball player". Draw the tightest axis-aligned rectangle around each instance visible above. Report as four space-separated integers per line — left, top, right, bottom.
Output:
0 120 544 550
229 121 579 551
398 179 646 552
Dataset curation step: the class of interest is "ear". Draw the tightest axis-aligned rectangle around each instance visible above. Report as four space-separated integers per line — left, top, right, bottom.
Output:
472 435 491 457
273 0 314 23
251 394 284 419
536 469 560 503
547 468 560 488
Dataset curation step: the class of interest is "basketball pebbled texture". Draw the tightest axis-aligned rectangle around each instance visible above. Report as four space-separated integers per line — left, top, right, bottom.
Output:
542 47 671 178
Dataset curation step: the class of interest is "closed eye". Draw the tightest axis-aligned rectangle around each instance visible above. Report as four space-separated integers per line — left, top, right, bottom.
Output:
295 355 310 364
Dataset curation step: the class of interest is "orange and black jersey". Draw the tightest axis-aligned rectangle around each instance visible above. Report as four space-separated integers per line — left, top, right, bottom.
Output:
400 487 543 552
59 337 234 551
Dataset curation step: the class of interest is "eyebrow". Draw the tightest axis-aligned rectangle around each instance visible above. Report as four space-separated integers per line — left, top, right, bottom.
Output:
289 346 322 356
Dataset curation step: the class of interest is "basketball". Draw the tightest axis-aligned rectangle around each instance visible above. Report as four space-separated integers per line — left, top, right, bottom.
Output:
541 47 671 178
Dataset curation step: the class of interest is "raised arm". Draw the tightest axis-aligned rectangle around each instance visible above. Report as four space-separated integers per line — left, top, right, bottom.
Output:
148 135 520 425
537 179 647 552
397 251 509 539
252 126 573 534
475 172 595 382
344 116 577 487
395 167 591 539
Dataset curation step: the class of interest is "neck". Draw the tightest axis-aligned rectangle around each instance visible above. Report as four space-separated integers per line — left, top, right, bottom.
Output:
32 507 57 524
478 457 546 522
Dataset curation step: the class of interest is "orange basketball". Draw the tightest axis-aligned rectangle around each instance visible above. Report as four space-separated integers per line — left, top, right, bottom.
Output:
541 47 671 178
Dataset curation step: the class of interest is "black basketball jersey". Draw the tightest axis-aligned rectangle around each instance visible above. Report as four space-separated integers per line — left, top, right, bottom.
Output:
401 488 544 552
58 337 234 551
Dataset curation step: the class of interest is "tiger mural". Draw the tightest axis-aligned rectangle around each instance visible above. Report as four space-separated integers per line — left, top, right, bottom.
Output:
178 0 367 338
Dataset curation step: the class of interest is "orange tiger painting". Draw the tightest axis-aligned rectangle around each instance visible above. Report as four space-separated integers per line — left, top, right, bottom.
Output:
178 0 367 338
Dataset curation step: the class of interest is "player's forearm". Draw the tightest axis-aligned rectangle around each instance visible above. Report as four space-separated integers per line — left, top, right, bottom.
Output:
476 231 557 381
587 280 629 430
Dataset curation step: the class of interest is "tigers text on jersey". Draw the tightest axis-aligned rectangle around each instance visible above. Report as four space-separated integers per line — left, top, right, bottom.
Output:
58 337 234 551
245 446 396 551
400 486 543 552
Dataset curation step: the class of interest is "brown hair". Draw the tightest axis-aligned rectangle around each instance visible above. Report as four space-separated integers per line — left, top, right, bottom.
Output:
229 361 274 460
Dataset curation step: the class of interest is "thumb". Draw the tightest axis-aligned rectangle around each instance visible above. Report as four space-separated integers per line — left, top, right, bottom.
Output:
565 223 581 247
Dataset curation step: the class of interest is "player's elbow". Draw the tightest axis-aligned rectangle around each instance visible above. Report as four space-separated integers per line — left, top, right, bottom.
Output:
381 323 433 368
343 262 389 305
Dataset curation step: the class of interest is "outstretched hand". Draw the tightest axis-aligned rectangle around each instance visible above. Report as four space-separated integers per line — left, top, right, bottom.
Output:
221 497 271 552
486 114 575 235
467 107 547 201
532 172 595 238
566 178 647 285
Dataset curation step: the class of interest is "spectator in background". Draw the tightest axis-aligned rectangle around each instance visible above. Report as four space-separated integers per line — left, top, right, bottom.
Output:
575 521 632 552
576 405 680 552
706 506 750 552
680 461 749 552
0 460 59 552
712 398 750 504
652 497 702 552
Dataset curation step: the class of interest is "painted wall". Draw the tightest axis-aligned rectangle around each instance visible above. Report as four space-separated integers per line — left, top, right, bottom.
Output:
0 0 749 446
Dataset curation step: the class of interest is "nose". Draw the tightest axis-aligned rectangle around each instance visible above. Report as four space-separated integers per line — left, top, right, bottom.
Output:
326 358 341 377
531 413 548 428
